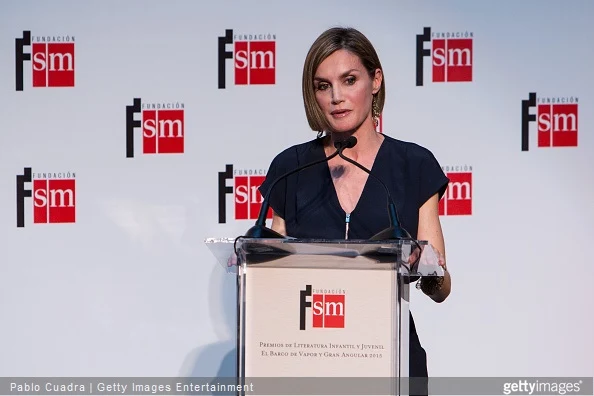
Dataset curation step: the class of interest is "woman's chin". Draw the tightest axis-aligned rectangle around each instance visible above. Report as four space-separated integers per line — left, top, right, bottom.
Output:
326 119 370 135
327 124 357 135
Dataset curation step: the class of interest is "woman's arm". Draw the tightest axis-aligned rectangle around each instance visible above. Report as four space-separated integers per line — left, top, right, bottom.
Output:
417 193 451 303
270 211 287 236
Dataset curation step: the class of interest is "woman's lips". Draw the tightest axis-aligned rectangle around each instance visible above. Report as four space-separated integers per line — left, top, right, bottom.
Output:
331 110 351 118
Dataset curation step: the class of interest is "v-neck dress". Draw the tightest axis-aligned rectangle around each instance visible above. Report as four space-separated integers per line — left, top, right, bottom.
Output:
259 134 449 381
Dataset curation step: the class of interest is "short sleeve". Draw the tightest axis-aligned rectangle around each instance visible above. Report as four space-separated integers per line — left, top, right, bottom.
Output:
416 147 449 207
258 148 295 220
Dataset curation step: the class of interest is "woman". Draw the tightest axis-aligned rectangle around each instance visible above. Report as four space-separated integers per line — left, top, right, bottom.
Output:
259 27 451 393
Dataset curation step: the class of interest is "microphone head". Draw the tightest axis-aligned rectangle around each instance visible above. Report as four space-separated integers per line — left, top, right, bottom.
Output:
333 136 358 150
345 136 357 148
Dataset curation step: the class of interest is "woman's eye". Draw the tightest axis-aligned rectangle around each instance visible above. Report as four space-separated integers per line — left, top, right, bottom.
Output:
345 77 356 85
317 83 329 91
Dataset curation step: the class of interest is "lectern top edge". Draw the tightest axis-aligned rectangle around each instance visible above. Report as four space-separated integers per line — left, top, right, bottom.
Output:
204 237 444 277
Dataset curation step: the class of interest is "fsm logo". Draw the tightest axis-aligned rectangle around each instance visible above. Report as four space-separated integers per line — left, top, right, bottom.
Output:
218 165 272 223
16 167 76 227
125 98 185 158
15 30 75 91
299 285 346 330
416 27 473 86
439 166 472 216
218 29 276 89
521 93 578 151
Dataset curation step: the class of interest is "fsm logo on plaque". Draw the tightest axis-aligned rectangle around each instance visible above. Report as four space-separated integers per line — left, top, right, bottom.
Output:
299 285 346 330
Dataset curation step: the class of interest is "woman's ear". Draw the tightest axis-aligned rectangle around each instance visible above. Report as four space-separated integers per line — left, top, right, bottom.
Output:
372 68 383 94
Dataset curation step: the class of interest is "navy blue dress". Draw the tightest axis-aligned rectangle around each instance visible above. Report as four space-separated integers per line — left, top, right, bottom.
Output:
259 134 449 390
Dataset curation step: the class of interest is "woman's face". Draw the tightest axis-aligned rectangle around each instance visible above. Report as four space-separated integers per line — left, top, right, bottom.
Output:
313 49 381 134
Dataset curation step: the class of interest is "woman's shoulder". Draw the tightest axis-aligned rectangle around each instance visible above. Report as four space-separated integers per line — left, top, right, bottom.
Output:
267 138 323 168
381 134 439 163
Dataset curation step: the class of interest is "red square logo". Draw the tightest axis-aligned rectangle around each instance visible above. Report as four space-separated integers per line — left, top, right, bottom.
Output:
538 104 578 147
33 179 75 224
234 175 271 220
142 109 184 154
32 43 75 87
312 294 345 328
234 41 275 85
432 38 472 82
439 172 472 216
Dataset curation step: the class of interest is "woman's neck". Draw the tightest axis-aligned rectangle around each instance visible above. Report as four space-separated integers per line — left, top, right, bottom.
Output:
326 124 383 160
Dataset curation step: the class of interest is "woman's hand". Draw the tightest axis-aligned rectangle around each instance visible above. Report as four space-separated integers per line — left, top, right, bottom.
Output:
417 193 451 303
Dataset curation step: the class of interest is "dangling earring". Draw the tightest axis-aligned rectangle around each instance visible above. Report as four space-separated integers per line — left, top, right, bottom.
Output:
372 95 380 128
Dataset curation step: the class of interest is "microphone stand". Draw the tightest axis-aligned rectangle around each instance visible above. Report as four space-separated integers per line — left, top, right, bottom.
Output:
244 140 353 238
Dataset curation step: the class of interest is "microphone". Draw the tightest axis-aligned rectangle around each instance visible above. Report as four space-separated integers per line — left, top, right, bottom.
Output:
244 137 357 238
336 137 412 240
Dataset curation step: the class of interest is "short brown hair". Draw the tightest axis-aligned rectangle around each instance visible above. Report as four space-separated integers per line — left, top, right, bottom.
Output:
302 27 386 133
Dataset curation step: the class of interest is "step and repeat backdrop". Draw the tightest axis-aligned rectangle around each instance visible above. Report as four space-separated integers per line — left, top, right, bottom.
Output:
1 0 592 379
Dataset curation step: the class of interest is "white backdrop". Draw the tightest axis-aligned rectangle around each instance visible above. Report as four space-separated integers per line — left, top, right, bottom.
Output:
0 0 593 379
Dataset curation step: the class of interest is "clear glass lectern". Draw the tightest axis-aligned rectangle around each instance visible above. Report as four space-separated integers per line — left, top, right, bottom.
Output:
205 237 443 395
